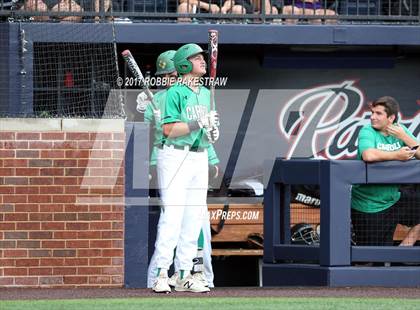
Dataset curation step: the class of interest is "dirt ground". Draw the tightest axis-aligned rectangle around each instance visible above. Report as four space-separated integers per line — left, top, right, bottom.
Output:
1 287 420 300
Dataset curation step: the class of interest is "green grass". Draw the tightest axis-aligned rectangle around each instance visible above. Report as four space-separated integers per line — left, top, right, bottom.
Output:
2 297 420 310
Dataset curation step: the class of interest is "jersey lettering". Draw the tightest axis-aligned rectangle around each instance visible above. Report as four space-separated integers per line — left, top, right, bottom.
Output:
186 105 208 121
377 142 402 151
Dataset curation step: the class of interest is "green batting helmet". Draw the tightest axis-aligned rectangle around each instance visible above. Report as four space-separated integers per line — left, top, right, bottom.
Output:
155 50 176 76
174 43 205 75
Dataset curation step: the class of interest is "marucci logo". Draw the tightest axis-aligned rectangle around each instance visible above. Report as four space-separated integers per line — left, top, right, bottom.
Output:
295 193 320 206
279 80 420 160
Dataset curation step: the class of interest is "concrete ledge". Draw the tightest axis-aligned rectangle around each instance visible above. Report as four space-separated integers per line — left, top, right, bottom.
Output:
0 118 125 132
61 119 125 132
0 118 62 131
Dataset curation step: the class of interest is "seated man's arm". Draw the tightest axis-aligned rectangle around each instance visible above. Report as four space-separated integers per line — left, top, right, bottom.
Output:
362 147 414 162
358 126 415 162
386 123 420 160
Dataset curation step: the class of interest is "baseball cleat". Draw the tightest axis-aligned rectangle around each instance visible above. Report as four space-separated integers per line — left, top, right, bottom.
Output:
192 271 209 287
174 274 210 293
152 274 171 293
168 272 179 287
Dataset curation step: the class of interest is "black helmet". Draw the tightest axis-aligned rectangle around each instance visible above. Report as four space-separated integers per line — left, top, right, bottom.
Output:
290 223 320 245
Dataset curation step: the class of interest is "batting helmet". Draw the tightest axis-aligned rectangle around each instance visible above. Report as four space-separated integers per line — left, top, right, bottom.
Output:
290 223 320 245
173 43 205 75
155 50 176 76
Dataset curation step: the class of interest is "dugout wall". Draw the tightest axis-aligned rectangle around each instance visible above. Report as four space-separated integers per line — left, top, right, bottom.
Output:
0 119 126 287
263 159 420 287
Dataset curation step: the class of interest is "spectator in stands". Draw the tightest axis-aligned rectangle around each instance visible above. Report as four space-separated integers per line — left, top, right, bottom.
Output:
220 0 279 15
21 0 83 21
177 0 279 22
93 0 111 20
177 0 223 22
21 0 111 22
282 0 336 24
351 96 420 246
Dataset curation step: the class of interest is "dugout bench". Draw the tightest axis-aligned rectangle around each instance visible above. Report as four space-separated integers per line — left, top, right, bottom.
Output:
263 159 420 287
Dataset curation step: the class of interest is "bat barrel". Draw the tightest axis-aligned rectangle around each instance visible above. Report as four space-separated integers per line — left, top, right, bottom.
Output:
121 49 154 103
208 29 218 111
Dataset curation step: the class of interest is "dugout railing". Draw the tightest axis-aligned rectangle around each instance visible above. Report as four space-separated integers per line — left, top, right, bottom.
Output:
1 0 420 24
263 158 420 287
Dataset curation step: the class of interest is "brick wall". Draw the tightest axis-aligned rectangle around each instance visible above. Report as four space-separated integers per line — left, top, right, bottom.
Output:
0 119 125 287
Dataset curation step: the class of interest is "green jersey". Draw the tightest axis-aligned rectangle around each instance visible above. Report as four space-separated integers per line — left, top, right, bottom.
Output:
351 123 415 213
145 87 219 166
144 90 166 167
162 83 212 149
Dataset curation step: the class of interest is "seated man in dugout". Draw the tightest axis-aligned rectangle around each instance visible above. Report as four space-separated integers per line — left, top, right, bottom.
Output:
351 96 420 247
282 0 336 24
21 0 110 22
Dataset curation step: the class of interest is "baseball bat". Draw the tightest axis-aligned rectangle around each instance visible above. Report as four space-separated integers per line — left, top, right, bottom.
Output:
208 30 218 112
121 50 156 109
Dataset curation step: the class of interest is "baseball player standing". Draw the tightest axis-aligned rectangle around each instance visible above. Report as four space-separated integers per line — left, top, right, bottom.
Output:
145 49 219 290
151 43 219 293
143 50 178 174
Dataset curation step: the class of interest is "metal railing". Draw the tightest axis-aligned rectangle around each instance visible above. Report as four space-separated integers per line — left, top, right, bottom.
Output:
1 0 420 24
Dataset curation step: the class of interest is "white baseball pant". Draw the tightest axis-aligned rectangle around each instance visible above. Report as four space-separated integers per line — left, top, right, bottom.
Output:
147 213 214 288
151 145 208 275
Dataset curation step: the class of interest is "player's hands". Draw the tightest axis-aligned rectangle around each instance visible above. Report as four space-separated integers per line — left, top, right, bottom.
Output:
206 126 220 143
395 146 416 161
196 115 210 129
386 123 406 140
208 111 220 127
136 91 151 113
197 111 219 129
